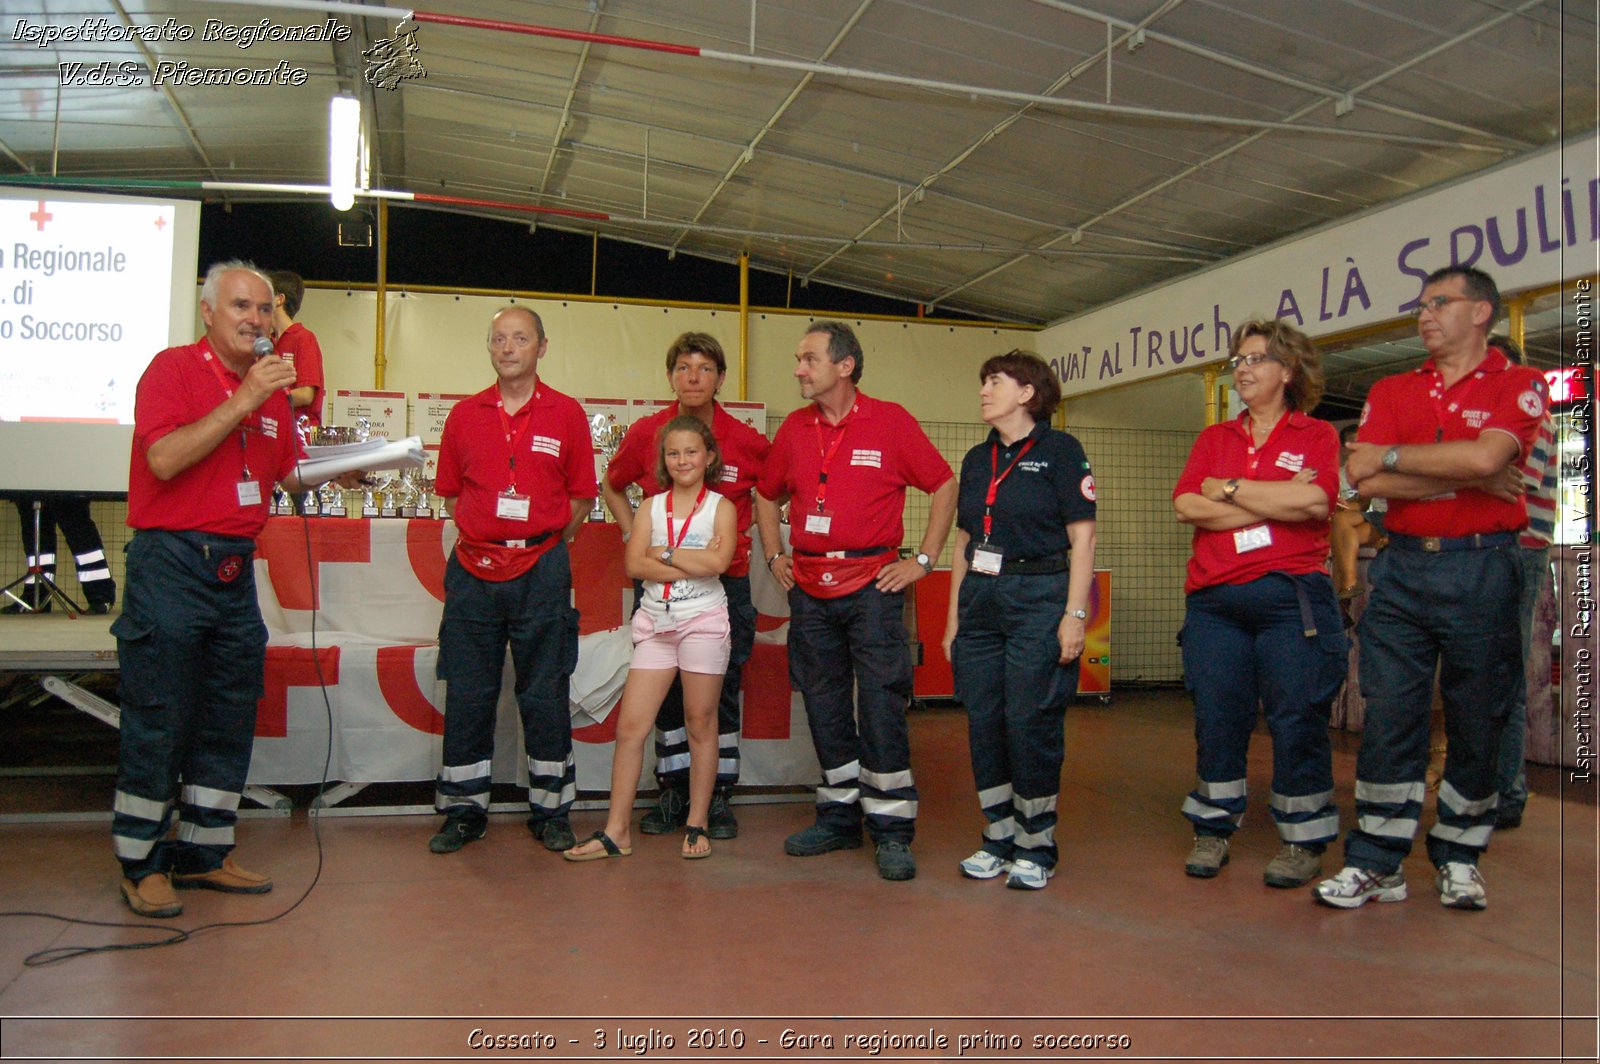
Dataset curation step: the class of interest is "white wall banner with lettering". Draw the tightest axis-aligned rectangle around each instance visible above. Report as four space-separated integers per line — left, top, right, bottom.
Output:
1040 131 1599 397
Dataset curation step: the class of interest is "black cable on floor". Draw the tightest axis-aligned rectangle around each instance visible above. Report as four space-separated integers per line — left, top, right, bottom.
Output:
2 498 337 965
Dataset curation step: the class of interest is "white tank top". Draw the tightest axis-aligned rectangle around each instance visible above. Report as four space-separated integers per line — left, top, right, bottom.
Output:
638 489 727 623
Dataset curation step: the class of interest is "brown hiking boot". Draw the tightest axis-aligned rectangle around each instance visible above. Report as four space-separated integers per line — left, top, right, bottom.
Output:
172 857 273 894
120 873 183 918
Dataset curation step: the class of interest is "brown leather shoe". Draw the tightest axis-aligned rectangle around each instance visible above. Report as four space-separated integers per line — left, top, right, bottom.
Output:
120 873 183 918
172 857 272 894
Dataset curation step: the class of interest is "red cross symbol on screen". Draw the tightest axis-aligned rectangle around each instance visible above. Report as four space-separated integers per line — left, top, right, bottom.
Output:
154 215 167 231
29 201 52 231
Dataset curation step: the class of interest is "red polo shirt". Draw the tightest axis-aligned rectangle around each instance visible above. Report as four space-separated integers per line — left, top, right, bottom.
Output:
1174 410 1339 594
436 380 598 581
758 391 952 598
606 401 770 577
1358 348 1545 537
275 322 325 427
127 339 303 538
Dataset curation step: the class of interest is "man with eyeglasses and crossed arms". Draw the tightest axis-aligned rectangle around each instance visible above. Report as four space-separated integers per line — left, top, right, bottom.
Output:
1314 265 1545 912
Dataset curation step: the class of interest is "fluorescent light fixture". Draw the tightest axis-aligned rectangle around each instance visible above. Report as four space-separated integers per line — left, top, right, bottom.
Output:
328 95 361 211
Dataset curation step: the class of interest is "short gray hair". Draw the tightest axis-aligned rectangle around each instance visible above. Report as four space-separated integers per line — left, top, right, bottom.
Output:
200 260 274 307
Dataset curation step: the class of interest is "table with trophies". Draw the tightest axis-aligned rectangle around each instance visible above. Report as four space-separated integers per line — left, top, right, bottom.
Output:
244 417 821 806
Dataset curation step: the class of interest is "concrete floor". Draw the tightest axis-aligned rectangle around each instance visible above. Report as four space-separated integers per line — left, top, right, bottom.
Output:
0 689 1594 1062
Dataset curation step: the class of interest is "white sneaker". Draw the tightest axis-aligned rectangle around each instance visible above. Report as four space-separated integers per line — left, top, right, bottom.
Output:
1005 858 1055 891
1312 866 1408 909
1436 861 1487 910
958 850 1010 880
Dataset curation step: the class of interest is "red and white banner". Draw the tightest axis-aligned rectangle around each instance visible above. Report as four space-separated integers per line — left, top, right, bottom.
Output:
247 518 820 788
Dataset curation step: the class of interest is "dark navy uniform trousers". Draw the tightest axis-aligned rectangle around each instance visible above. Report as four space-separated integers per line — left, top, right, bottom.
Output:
435 546 580 826
1344 542 1522 873
952 570 1079 870
1179 572 1346 847
787 583 918 843
111 530 265 880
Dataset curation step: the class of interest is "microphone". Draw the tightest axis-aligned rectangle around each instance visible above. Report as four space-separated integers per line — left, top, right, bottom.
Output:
252 336 275 360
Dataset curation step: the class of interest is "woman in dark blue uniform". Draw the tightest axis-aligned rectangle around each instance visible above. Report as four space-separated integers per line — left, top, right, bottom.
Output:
942 351 1097 891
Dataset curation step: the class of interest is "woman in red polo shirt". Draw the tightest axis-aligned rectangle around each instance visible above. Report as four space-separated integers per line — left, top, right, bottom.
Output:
1172 319 1346 890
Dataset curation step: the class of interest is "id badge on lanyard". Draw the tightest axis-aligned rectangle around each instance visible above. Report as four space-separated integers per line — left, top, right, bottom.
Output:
497 398 535 522
971 543 1004 575
235 430 260 507
808 408 855 537
1233 524 1273 553
974 437 1034 575
496 488 531 521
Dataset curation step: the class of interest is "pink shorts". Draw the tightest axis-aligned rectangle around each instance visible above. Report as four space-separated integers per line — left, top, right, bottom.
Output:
630 604 731 674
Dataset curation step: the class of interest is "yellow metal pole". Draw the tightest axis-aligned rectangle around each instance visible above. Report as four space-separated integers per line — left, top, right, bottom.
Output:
738 251 750 401
1203 364 1223 426
374 200 388 389
1506 293 1528 353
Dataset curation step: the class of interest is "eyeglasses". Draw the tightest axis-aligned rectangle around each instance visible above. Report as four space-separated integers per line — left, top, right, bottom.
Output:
1410 294 1475 318
1229 352 1285 369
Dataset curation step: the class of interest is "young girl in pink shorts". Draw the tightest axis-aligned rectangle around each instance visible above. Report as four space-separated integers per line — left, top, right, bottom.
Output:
566 416 736 861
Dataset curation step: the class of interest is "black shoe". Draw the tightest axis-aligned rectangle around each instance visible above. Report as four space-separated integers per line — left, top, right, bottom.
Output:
639 787 687 835
875 840 917 881
528 816 576 851
87 602 112 615
1495 806 1524 830
708 792 739 839
428 816 486 854
784 822 863 856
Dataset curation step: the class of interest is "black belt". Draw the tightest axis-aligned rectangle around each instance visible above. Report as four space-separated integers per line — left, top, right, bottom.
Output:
495 529 557 549
1387 531 1516 553
987 553 1067 576
793 546 895 559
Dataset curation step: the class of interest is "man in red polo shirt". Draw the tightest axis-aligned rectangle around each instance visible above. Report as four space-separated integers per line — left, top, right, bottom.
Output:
267 270 325 428
112 261 355 919
755 320 956 881
1315 265 1545 912
602 332 770 839
427 305 596 856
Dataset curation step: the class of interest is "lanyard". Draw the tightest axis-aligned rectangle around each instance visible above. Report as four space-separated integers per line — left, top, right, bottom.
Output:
983 437 1036 541
811 404 856 514
661 484 708 604
497 395 537 488
200 344 256 476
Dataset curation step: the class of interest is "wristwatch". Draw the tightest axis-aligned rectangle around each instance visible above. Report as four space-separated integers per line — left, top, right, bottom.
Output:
1381 446 1401 471
1065 608 1089 621
659 548 675 566
1222 478 1241 504
915 552 934 574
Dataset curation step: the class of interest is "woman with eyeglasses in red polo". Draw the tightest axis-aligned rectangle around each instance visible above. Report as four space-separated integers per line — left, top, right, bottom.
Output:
1171 319 1346 891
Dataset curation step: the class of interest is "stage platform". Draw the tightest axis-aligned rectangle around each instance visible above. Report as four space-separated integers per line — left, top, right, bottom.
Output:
0 610 120 672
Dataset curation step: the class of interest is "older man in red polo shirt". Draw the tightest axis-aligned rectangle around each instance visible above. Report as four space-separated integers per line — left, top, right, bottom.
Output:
755 320 955 881
427 305 597 856
112 261 357 919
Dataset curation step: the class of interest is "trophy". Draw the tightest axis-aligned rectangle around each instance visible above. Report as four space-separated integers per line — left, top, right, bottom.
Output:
378 475 399 518
416 475 435 519
398 469 419 518
272 484 294 516
361 484 379 518
588 412 626 522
